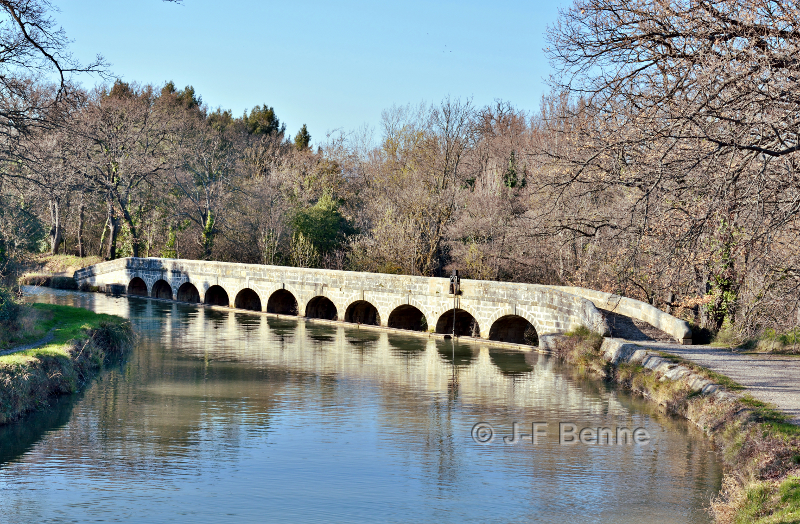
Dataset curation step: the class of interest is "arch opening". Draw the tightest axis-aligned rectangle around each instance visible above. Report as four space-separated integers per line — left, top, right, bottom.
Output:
436 309 480 337
267 289 298 315
344 300 380 325
489 315 538 346
388 305 427 331
151 279 173 300
306 296 337 320
127 277 148 296
204 285 230 307
177 282 200 303
234 288 262 311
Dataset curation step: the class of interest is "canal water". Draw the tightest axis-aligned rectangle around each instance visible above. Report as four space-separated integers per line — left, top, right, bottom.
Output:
0 288 721 523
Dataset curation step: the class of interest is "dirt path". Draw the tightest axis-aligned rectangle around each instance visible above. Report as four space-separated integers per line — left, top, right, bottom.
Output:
601 308 800 423
640 340 800 424
0 328 57 357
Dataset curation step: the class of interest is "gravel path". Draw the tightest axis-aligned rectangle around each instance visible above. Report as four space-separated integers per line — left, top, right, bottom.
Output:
641 340 800 424
603 308 800 423
0 328 57 357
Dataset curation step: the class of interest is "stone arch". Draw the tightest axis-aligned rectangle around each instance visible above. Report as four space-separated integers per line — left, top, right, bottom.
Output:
267 289 298 315
234 288 262 311
177 282 200 303
436 308 480 337
344 300 380 325
204 285 230 307
127 277 148 296
483 307 542 340
489 315 538 346
151 279 173 300
306 296 337 320
388 305 428 331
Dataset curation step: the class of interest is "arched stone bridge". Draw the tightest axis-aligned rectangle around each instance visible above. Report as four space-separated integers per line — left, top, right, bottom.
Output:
73 257 692 345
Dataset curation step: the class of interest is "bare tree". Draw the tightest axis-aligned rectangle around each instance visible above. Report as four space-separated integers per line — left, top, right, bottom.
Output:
541 0 800 332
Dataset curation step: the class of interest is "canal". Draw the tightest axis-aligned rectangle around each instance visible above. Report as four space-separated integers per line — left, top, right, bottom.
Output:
0 288 722 523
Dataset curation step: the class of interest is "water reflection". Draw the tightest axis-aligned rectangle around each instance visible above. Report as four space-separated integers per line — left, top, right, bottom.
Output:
436 339 477 367
489 347 535 376
0 287 722 524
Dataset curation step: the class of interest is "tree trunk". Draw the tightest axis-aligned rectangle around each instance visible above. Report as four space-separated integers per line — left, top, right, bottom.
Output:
105 201 119 260
48 199 62 255
77 199 85 258
118 202 140 258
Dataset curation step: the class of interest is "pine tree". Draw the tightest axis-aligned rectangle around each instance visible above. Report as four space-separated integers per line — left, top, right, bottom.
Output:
294 124 311 150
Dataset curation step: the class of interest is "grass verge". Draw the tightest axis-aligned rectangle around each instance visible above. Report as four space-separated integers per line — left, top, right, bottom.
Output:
553 327 800 524
0 303 133 424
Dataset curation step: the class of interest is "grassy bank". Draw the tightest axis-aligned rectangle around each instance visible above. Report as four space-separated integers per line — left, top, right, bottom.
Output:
554 327 800 524
0 303 133 425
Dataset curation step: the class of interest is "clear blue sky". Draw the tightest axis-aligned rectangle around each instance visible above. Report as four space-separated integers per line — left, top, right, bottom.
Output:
57 0 571 143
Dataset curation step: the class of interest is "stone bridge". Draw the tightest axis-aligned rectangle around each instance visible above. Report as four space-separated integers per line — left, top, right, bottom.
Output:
73 257 692 345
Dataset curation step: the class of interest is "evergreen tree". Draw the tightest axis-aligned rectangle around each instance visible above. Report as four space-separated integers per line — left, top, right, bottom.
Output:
294 124 311 150
243 104 285 136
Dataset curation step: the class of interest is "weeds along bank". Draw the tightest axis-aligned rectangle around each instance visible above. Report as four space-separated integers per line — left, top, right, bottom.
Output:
0 302 133 425
553 329 800 524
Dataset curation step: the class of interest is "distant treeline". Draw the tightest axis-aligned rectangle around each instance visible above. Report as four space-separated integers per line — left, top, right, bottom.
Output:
1 0 800 340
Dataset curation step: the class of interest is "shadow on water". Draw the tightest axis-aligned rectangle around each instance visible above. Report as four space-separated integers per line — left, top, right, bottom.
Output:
0 357 130 467
0 394 78 466
436 339 476 367
488 348 534 376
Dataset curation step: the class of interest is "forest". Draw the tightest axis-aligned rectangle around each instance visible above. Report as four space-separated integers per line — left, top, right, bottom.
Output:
1 0 799 341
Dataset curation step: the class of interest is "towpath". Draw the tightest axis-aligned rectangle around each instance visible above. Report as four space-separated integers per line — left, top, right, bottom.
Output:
607 313 800 424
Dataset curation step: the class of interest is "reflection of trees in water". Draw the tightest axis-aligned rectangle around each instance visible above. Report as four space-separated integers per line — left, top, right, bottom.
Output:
0 393 79 467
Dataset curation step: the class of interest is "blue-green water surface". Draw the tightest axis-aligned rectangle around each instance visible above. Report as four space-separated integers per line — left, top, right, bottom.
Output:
0 288 722 523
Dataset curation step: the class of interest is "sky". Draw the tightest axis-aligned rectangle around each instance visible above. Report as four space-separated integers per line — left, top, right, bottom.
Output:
56 0 572 144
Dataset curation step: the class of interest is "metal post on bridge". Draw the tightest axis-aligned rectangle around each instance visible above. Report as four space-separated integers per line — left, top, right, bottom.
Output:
450 270 460 337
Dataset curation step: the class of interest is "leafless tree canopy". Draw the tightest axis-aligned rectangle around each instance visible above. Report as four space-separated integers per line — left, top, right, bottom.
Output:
2 0 800 339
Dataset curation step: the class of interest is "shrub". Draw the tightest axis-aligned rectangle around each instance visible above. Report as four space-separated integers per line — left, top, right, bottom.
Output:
50 276 78 290
0 286 19 324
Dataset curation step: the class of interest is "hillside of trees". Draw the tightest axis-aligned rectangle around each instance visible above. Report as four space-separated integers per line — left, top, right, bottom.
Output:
1 0 799 341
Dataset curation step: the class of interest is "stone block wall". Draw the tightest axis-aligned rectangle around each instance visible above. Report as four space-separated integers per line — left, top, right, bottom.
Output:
74 258 617 340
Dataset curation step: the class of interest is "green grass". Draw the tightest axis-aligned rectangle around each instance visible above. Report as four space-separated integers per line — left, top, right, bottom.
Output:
0 303 125 363
732 477 800 524
738 395 800 439
0 303 132 424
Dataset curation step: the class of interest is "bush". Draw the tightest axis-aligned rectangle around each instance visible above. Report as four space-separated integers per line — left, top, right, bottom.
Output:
0 286 19 324
50 276 78 290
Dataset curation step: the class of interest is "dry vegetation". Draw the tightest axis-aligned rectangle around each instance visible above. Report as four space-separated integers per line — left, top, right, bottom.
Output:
555 328 800 523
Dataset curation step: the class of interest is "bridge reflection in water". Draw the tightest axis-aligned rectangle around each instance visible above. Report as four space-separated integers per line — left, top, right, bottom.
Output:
8 287 720 524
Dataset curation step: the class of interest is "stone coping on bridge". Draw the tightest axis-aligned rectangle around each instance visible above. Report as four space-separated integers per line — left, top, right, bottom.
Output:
74 258 613 341
545 286 692 345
